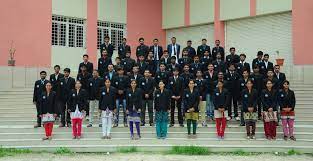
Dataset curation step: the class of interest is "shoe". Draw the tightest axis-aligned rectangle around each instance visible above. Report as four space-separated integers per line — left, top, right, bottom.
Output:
85 116 89 121
131 135 135 140
226 117 231 121
87 124 92 127
99 124 102 127
72 136 77 139
272 137 276 140
101 136 107 139
150 123 154 126
113 124 118 127
59 123 65 127
140 123 145 126
246 136 250 140
179 124 184 127
42 137 49 140
235 117 240 121
169 124 174 127
202 122 207 127
240 123 245 126
266 136 271 140
250 135 256 140
283 136 288 141
107 136 111 139
67 123 72 128
34 124 41 128
124 123 128 127
290 136 296 141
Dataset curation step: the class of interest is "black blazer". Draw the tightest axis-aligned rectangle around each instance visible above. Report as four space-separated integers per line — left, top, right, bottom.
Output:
197 45 211 57
183 89 200 113
212 60 227 73
68 89 88 112
261 89 277 111
122 58 136 74
126 88 143 111
212 88 229 110
139 77 155 100
212 46 225 61
204 71 218 95
98 57 112 77
39 91 57 115
33 79 49 103
118 44 131 59
137 61 148 75
236 62 251 75
149 45 163 60
99 86 117 111
59 77 75 102
274 72 286 89
112 75 130 99
278 89 296 111
87 77 104 100
155 71 169 85
78 62 93 74
167 76 184 97
77 73 92 90
225 54 240 68
136 44 149 58
241 89 258 112
154 89 172 112
100 43 114 57
50 73 64 97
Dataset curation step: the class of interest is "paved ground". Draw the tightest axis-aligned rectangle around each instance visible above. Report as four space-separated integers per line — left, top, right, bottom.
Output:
1 153 312 161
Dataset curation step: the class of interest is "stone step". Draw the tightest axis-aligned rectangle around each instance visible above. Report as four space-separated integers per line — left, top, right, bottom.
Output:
0 131 312 140
1 139 313 154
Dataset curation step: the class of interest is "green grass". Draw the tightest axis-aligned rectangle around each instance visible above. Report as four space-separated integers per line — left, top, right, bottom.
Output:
54 147 73 154
231 149 252 156
0 147 32 158
287 149 301 155
117 147 138 153
167 146 211 155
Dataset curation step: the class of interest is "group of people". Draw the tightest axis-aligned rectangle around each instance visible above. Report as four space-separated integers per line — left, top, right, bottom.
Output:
33 36 296 141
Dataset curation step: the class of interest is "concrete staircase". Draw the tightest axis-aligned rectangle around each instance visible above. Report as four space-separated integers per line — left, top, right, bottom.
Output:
0 83 313 153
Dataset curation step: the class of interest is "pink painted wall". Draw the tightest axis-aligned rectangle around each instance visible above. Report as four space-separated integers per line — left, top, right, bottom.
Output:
0 0 52 67
292 0 313 65
250 0 256 16
86 0 98 66
127 0 166 57
184 0 190 26
214 0 225 47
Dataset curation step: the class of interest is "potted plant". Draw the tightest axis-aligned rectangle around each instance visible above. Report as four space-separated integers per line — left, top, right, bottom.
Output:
8 41 16 66
275 50 284 66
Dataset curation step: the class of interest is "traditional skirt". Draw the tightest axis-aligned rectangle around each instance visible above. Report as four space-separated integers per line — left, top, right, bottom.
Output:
185 112 199 121
214 110 228 119
281 111 295 119
263 111 278 122
128 111 141 122
244 112 258 122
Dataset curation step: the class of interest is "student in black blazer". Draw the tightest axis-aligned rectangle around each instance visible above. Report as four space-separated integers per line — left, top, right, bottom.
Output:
99 79 117 139
136 37 149 59
197 38 211 58
262 54 274 76
236 54 251 76
100 36 114 57
118 38 131 59
68 81 88 139
212 40 225 61
50 65 64 117
33 71 49 128
167 37 181 60
274 65 286 89
167 68 184 127
39 82 57 140
78 54 94 74
149 38 163 61
98 51 112 78
59 68 75 127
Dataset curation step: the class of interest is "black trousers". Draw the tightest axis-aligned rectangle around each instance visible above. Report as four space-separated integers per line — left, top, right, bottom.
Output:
228 92 238 117
60 101 71 125
141 99 154 124
170 98 183 125
35 102 41 125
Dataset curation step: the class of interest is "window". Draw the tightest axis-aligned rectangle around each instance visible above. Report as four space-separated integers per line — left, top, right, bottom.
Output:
52 15 85 48
97 21 126 50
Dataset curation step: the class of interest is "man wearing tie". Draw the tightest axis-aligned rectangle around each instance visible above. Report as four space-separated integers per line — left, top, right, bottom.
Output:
100 36 114 57
274 65 286 89
262 54 274 76
78 54 94 74
236 53 251 76
197 38 211 58
212 40 225 61
150 38 163 61
167 37 181 62
118 38 131 59
136 37 149 59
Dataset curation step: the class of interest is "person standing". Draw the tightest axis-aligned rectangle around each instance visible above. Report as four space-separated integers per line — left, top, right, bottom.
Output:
99 79 117 139
150 38 163 62
197 38 211 58
225 47 240 68
136 37 149 59
39 82 57 140
33 71 49 128
261 80 278 140
78 54 94 74
278 80 296 141
50 65 64 119
241 80 258 139
212 40 225 61
139 70 155 126
167 37 181 62
213 81 229 140
126 80 143 140
154 81 171 139
87 70 104 127
204 63 218 121
183 80 200 139
118 38 131 59
59 68 75 127
68 81 88 139
98 50 112 78
100 36 114 57
183 40 196 59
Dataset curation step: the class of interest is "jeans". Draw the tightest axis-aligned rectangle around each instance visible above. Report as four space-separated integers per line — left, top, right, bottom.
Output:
102 110 113 136
206 94 214 118
115 99 127 124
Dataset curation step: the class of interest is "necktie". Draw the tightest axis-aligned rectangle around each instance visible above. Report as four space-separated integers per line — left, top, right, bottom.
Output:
173 45 176 55
65 78 68 84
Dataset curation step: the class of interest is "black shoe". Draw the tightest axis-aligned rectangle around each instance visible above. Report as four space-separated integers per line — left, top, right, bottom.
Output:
113 124 118 127
34 124 41 128
240 123 245 126
169 124 174 127
67 123 71 127
290 136 296 141
87 124 92 127
140 123 145 126
179 124 184 127
150 123 154 126
283 135 288 141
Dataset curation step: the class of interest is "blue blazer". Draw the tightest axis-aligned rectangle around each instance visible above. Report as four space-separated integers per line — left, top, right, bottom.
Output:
167 44 181 59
